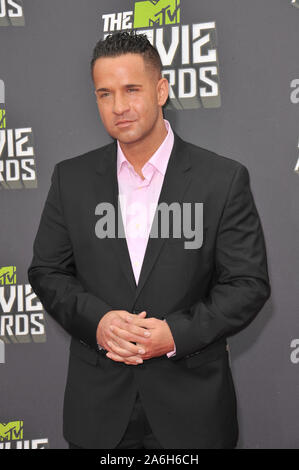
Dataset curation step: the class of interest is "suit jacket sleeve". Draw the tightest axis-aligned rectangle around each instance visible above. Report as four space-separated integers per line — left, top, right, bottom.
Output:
165 164 271 362
27 163 112 350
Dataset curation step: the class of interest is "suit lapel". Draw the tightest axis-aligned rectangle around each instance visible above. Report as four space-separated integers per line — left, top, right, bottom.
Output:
134 133 192 302
94 140 137 293
94 133 192 302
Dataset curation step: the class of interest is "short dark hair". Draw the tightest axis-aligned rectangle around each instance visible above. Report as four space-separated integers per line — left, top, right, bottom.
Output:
90 31 162 79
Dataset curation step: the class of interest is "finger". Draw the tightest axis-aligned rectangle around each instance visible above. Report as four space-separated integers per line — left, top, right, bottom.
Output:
126 311 147 323
109 324 150 344
126 315 155 329
117 310 143 321
110 315 150 336
106 351 143 365
109 330 147 354
107 338 144 357
109 316 152 339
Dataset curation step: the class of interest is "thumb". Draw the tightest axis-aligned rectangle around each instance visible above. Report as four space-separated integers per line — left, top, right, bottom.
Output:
138 310 147 317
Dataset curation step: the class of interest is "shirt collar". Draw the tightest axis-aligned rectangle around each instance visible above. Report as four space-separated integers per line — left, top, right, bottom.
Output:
117 119 174 177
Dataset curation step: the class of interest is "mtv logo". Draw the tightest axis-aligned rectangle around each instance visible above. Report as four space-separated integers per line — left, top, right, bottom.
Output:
0 266 16 286
0 421 24 441
134 0 180 28
0 109 5 129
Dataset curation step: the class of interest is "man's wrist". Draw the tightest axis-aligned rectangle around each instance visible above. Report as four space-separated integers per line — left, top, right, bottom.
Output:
163 318 176 357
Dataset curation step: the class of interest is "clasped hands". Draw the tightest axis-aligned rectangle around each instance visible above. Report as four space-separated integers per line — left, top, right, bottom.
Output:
96 310 175 365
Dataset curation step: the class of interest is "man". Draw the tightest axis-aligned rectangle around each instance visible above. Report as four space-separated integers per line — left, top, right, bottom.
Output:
27 31 271 449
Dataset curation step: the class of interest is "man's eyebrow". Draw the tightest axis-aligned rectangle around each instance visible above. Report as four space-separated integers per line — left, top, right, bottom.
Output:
96 84 143 92
96 87 110 92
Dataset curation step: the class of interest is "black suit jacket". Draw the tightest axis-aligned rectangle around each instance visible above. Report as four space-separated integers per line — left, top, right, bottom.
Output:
27 132 271 449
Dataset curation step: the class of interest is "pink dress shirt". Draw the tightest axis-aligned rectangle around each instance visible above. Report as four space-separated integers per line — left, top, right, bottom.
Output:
117 119 176 357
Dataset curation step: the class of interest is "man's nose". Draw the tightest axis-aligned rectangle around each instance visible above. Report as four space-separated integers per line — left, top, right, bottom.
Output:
113 93 130 115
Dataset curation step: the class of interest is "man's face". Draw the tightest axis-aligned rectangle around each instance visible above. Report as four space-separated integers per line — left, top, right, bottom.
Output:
92 53 168 145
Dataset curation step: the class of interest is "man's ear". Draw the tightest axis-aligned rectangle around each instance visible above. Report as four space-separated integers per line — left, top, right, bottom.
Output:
157 77 169 107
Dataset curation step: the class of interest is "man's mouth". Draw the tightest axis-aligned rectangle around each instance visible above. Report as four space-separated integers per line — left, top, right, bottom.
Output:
115 120 135 128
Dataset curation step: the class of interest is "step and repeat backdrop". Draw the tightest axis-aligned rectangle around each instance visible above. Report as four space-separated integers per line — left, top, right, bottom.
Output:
0 0 298 449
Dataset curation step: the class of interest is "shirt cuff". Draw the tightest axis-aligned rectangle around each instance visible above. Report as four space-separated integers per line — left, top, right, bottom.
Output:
163 319 176 357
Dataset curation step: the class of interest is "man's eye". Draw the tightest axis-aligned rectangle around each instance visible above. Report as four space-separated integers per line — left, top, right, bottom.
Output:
128 88 138 93
100 93 110 98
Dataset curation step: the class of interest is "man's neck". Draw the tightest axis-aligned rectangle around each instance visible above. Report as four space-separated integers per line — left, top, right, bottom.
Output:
118 119 168 174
